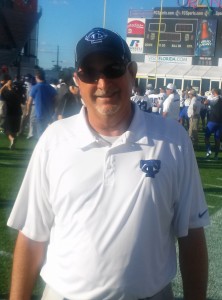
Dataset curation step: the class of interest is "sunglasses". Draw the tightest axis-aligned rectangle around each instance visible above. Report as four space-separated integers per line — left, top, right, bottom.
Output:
77 62 128 84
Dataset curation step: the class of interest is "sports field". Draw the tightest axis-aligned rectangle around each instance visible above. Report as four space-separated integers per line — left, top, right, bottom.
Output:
0 129 221 300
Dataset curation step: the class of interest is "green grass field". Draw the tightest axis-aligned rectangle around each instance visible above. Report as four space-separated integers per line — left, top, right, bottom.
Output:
0 129 222 299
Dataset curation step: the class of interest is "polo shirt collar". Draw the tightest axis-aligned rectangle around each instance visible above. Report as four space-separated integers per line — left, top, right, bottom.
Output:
75 102 149 149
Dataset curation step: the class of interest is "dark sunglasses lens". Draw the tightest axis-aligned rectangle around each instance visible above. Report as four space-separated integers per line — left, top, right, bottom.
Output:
77 63 127 83
103 63 126 79
77 68 99 83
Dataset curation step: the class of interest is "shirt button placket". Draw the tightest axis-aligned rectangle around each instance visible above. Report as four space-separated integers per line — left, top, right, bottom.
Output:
104 150 115 185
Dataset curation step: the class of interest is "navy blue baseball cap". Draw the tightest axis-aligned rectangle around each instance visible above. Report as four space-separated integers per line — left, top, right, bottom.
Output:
75 27 131 69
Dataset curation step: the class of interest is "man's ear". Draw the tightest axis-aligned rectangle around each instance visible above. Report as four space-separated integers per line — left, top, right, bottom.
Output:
128 61 137 87
128 61 137 79
73 73 79 86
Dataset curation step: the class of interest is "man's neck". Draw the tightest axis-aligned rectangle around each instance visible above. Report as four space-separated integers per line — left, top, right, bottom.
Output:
86 105 134 137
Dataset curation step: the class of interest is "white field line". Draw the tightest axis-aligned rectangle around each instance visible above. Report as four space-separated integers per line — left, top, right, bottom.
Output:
207 194 222 198
216 178 222 181
204 184 222 188
0 162 26 166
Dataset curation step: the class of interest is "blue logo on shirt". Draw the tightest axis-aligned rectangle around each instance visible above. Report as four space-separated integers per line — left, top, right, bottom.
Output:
140 160 161 178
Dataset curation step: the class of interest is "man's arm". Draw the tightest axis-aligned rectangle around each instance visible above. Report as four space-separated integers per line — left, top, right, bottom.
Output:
178 227 208 300
9 231 47 300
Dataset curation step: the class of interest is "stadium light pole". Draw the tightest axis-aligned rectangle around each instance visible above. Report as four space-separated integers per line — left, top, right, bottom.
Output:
154 0 163 87
103 0 107 28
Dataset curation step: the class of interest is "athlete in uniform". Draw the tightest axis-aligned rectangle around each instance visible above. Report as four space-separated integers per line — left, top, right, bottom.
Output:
204 88 222 159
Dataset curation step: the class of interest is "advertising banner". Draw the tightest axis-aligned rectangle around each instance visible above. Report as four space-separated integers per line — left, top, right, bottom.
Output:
194 19 217 57
127 18 145 36
145 55 193 65
126 38 144 54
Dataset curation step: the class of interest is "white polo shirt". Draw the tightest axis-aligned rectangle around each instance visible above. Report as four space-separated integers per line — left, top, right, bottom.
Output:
7 104 209 300
163 92 180 120
187 97 201 118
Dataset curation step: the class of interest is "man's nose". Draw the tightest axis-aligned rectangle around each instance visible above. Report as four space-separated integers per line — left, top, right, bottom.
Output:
96 74 111 89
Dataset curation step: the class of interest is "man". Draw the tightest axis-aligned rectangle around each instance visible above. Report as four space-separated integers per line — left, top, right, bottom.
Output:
158 86 167 115
145 83 154 96
0 74 11 132
162 83 180 120
8 28 209 300
0 76 22 149
187 89 201 149
26 68 57 138
131 87 152 113
204 88 222 159
57 85 82 119
24 74 37 139
179 90 190 130
148 88 161 115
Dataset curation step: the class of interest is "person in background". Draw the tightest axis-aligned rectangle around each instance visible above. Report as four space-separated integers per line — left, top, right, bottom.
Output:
187 89 201 149
158 86 167 115
49 78 59 91
26 68 57 139
199 92 208 131
179 90 190 130
131 86 152 113
0 76 22 149
204 88 222 160
148 88 161 115
55 73 71 118
25 74 37 139
14 76 28 136
179 89 185 112
0 74 10 133
8 27 209 300
57 85 82 119
145 83 154 96
162 83 180 120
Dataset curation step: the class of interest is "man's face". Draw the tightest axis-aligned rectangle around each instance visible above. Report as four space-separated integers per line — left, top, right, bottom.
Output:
166 88 173 96
75 54 136 120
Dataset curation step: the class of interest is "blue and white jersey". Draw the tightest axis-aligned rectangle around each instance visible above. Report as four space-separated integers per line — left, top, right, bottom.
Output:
131 94 152 112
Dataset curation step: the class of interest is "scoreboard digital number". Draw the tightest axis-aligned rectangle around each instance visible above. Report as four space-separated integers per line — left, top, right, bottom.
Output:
144 18 198 56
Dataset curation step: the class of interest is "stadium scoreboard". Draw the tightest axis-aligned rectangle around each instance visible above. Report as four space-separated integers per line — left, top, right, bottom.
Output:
144 18 198 56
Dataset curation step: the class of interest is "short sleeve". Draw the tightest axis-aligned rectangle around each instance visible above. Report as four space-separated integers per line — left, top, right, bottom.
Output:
7 138 54 241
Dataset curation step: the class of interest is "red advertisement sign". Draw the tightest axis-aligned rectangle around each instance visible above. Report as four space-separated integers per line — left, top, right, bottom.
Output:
127 20 145 35
13 0 37 13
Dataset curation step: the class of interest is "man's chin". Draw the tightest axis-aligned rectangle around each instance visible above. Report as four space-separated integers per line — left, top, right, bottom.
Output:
95 104 121 116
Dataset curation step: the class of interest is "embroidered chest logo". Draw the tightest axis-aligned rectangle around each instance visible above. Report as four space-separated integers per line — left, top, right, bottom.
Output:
140 160 161 178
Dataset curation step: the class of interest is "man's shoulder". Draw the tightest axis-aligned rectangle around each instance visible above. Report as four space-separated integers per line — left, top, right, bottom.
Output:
39 115 82 148
38 82 57 95
173 92 180 100
144 114 187 147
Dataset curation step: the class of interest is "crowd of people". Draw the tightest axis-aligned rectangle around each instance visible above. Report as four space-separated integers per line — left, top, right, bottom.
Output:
0 67 221 159
131 83 222 159
0 69 82 149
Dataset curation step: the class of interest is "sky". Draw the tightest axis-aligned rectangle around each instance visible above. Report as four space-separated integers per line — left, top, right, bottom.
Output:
37 0 184 69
